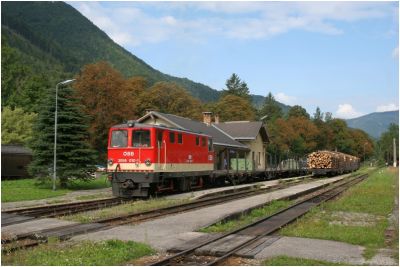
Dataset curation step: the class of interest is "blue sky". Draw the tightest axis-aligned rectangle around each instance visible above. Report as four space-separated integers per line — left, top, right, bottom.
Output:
69 1 399 119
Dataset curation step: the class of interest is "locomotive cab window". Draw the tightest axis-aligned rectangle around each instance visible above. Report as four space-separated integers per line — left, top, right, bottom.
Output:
132 130 151 147
169 132 175 143
196 136 200 146
111 130 128 148
178 133 183 144
201 137 206 147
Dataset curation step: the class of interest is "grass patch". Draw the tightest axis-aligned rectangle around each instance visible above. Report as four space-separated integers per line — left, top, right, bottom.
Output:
1 179 70 202
281 168 397 257
63 197 191 223
262 255 345 266
2 239 154 266
200 200 292 233
1 177 110 202
66 176 110 190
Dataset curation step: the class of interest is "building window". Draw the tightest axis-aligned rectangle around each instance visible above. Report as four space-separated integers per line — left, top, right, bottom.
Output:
201 137 206 147
208 138 213 151
178 133 183 144
258 152 261 165
169 132 175 143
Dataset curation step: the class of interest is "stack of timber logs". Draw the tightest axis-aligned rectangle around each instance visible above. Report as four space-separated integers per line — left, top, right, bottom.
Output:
307 151 358 169
307 151 341 169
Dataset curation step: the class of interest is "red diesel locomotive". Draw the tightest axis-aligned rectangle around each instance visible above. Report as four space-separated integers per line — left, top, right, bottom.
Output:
107 121 214 197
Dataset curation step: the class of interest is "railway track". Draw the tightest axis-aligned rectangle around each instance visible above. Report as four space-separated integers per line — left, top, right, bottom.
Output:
150 173 367 266
1 176 314 253
2 197 127 227
1 174 353 253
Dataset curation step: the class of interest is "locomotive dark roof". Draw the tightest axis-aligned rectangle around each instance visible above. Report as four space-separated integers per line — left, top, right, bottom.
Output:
137 111 249 150
111 121 212 138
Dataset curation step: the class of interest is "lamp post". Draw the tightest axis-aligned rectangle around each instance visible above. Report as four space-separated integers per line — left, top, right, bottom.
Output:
53 79 76 191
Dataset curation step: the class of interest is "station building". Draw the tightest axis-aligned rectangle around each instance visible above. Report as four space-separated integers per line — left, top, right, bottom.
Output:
137 111 269 172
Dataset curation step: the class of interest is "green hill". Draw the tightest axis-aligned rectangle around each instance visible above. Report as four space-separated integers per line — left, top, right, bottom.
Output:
346 111 399 139
2 1 288 112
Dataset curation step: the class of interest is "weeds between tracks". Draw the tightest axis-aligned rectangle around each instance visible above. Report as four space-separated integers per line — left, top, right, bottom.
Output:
281 167 398 260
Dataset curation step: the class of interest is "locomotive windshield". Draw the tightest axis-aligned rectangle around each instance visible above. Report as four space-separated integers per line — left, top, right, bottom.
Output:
132 130 151 147
111 130 128 147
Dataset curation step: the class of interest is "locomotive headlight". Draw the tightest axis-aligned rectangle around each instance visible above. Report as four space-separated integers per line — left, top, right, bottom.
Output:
108 159 113 166
145 159 151 166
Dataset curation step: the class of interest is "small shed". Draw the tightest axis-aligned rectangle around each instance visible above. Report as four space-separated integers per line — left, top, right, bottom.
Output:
1 144 32 179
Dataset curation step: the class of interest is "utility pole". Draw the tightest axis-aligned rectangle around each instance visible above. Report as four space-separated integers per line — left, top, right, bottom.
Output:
394 138 397 168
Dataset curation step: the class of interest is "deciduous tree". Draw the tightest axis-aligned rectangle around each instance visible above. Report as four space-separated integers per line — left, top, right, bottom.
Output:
1 106 37 145
73 62 136 156
376 123 399 164
213 94 256 122
287 105 310 119
136 82 203 121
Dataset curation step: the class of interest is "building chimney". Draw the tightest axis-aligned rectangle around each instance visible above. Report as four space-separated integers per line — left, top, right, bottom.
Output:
214 114 220 124
202 112 212 126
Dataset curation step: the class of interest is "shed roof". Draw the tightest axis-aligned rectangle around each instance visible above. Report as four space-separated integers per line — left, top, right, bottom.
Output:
137 111 249 150
1 145 32 155
214 121 269 142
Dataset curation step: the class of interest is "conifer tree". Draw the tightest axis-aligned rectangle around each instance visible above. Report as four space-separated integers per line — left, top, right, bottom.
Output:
313 106 324 122
29 85 96 187
222 73 251 101
259 92 283 123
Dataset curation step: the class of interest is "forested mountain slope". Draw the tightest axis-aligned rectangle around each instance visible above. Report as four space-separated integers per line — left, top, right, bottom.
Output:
1 2 219 105
2 1 283 109
346 111 399 138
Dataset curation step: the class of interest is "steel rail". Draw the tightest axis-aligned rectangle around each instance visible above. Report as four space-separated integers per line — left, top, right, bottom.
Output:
1 174 346 253
1 176 311 251
150 174 367 266
1 197 126 227
95 177 317 226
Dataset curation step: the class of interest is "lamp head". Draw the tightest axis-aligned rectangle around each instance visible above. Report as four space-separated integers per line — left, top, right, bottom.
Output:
60 79 76 85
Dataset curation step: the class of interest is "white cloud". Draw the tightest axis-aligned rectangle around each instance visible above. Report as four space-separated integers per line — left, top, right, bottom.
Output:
275 92 296 105
335 104 362 119
376 103 399 112
70 2 395 47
